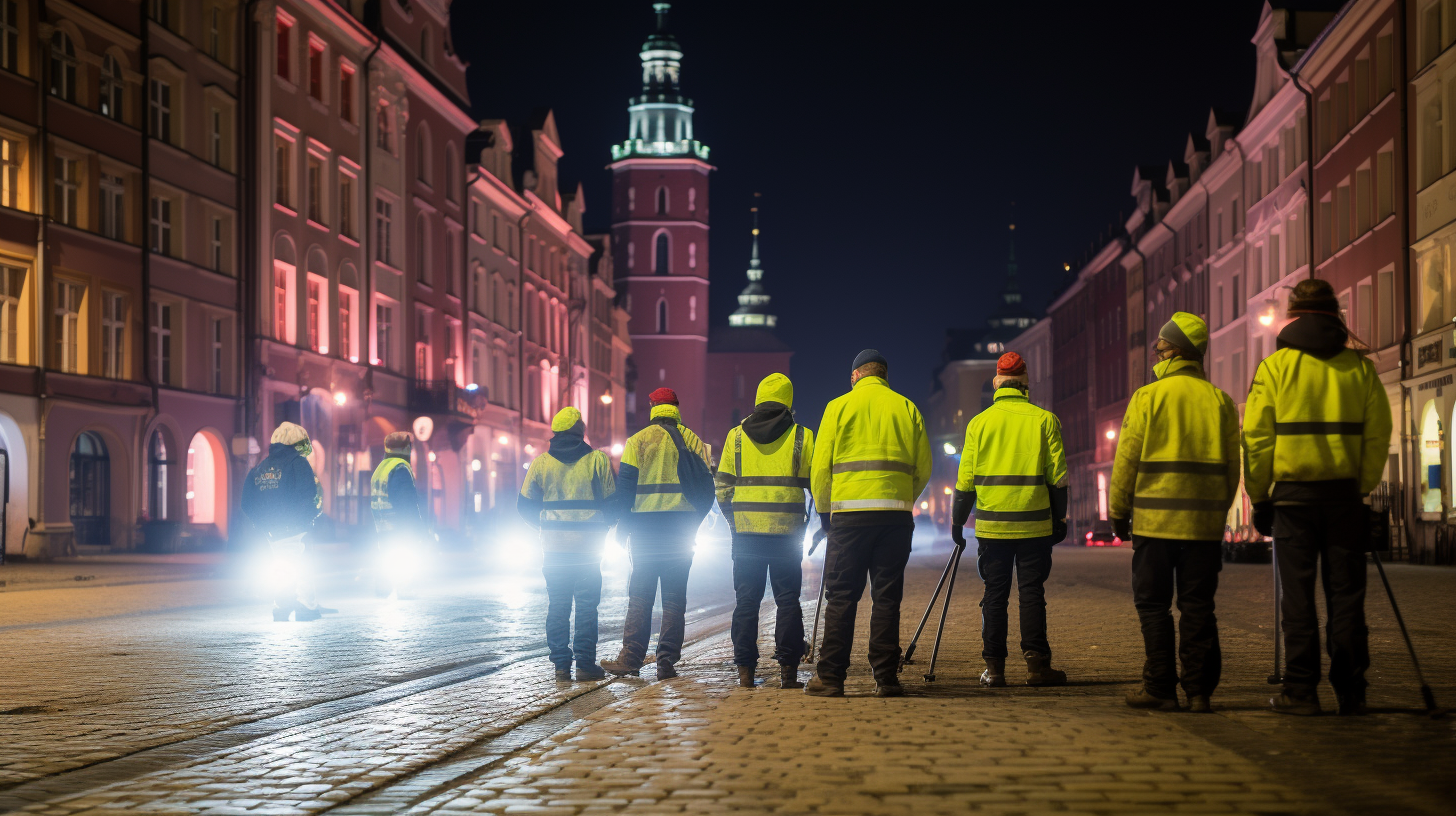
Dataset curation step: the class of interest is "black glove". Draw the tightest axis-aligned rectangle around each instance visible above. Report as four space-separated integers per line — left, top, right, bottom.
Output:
1253 501 1274 537
1051 519 1068 544
951 525 966 548
1111 516 1131 541
818 512 832 536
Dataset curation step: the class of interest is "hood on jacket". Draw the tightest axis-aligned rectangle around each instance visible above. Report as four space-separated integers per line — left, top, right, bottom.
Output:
1277 314 1349 360
267 441 304 460
754 373 793 408
742 404 794 445
650 403 681 424
548 421 594 465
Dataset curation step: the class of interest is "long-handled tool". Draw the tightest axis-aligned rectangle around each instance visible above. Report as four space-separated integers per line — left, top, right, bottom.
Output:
803 527 829 665
1268 538 1282 686
899 543 965 679
1371 551 1445 718
920 545 965 682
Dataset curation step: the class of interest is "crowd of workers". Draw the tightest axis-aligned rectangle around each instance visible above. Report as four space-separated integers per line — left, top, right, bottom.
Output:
238 277 1390 716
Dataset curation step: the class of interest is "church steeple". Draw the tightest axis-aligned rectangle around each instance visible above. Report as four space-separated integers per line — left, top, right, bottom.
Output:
729 200 776 328
612 3 710 161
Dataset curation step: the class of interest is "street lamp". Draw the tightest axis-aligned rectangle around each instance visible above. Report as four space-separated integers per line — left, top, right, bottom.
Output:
333 391 348 406
942 442 957 455
600 392 613 405
1105 429 1117 440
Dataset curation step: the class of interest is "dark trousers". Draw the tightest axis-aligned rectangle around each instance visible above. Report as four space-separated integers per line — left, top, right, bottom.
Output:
977 537 1054 660
816 523 913 684
542 555 603 670
1130 537 1222 698
731 555 805 667
619 546 694 667
1274 503 1369 697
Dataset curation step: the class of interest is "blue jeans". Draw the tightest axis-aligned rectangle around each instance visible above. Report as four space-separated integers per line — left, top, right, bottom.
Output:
731 555 804 667
543 555 603 670
977 537 1053 660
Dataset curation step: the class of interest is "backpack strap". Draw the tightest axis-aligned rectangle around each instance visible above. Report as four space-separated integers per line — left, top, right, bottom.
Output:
735 428 742 477
792 425 804 476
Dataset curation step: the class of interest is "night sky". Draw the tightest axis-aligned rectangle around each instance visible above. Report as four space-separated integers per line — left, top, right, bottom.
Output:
451 0 1270 428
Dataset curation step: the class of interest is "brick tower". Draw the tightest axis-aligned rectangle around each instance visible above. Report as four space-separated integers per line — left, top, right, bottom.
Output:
611 2 713 435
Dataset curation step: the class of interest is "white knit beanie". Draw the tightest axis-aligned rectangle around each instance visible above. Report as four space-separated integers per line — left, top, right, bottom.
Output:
270 421 310 447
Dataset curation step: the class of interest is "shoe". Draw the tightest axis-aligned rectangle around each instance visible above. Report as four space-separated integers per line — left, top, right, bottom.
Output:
737 667 756 688
804 675 844 697
1270 690 1323 716
600 657 643 677
780 664 804 690
1187 695 1212 713
875 682 905 698
576 664 607 682
1023 651 1066 686
979 658 1007 688
293 606 322 622
1336 691 1368 716
1125 686 1180 711
271 607 291 622
554 668 573 682
656 661 678 680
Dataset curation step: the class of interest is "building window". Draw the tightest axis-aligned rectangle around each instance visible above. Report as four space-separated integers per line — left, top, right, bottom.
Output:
149 79 171 143
339 287 356 362
339 172 355 238
416 129 431 185
656 187 667 215
0 265 21 364
445 147 458 202
414 308 430 380
376 104 392 151
446 231 458 295
210 109 222 166
340 64 355 123
99 174 125 241
415 213 429 282
1 0 18 73
654 233 668 275
308 39 324 101
273 265 289 340
210 317 223 393
208 6 222 60
1 137 19 209
374 198 391 263
54 280 81 373
1378 268 1395 348
276 16 292 79
306 276 323 352
100 55 124 121
274 135 292 209
101 292 125 378
50 31 76 101
1377 149 1394 222
375 302 392 367
53 157 78 226
149 195 171 255
210 216 223 272
149 0 170 26
306 154 323 224
656 299 667 334
150 300 172 386
149 430 171 520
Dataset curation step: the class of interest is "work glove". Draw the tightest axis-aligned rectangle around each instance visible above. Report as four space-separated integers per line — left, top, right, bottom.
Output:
1253 501 1275 537
1051 519 1068 545
951 524 966 549
818 512 832 536
1111 516 1131 542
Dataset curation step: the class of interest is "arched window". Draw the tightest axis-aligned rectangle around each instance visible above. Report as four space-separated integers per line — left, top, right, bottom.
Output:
656 299 668 334
656 187 668 215
69 432 110 548
420 26 432 64
50 31 77 101
415 213 429 282
100 54 123 120
376 104 392 151
415 123 431 185
149 429 173 521
187 432 218 525
445 145 459 202
654 232 669 275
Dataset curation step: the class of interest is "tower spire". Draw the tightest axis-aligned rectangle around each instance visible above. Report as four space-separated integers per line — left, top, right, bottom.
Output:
612 3 709 161
730 195 776 328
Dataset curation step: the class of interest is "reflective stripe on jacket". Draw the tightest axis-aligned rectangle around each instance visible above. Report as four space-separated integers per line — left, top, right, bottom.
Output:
955 387 1068 539
1109 359 1240 541
370 455 417 533
520 449 616 553
1243 346 1393 503
810 376 931 515
620 403 712 516
716 424 814 537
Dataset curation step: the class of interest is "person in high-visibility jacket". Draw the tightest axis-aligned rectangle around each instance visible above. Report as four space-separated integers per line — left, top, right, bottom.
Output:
716 373 815 691
951 352 1069 688
601 387 713 679
1108 312 1239 713
806 350 931 698
1244 279 1393 716
519 407 616 683
241 422 324 621
370 432 421 536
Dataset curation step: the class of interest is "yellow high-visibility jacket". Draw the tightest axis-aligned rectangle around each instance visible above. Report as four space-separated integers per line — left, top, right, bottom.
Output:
619 403 712 516
1109 359 1240 541
956 387 1068 539
716 423 815 538
519 449 616 554
810 376 931 516
1243 345 1392 504
370 455 418 533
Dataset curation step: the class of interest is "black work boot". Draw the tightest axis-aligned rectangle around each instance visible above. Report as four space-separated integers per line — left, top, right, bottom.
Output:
737 667 756 688
553 668 573 682
980 658 1007 688
1186 695 1212 713
576 663 607 681
875 680 905 698
1024 651 1066 686
1336 689 1368 716
1270 688 1322 716
804 674 843 697
780 664 804 689
1125 685 1180 711
655 660 678 680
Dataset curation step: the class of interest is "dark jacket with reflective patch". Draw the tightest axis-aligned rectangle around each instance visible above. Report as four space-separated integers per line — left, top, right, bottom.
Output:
241 443 322 538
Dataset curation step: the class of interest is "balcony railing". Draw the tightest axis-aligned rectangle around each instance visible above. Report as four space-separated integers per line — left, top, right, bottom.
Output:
408 379 485 418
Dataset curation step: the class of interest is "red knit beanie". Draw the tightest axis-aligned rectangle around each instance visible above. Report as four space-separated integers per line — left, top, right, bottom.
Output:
996 352 1027 377
649 387 679 406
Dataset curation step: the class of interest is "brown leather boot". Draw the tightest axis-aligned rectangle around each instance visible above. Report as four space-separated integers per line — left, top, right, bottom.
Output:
600 652 643 677
779 664 803 689
737 667 756 688
1024 651 1067 686
979 658 1006 687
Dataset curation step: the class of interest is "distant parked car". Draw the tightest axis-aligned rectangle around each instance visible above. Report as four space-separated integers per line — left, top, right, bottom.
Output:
1223 525 1271 563
1083 519 1124 547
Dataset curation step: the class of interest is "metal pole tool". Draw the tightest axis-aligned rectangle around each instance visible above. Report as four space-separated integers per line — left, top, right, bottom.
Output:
899 543 966 681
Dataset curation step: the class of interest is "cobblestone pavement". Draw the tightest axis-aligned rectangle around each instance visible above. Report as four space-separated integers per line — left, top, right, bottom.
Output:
2 538 1453 815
